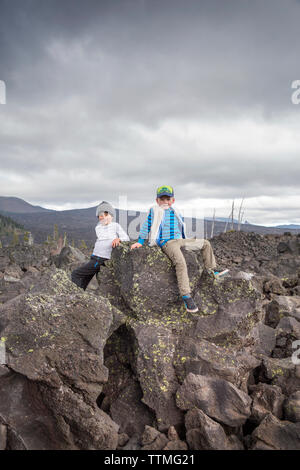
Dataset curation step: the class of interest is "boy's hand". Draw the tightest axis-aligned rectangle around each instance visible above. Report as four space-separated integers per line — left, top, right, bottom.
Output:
112 238 121 248
131 242 142 250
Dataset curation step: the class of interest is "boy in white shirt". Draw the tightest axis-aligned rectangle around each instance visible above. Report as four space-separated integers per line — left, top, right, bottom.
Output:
71 201 129 290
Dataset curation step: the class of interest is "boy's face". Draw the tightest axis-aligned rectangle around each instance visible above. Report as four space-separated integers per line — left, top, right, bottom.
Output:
98 211 113 225
156 196 175 209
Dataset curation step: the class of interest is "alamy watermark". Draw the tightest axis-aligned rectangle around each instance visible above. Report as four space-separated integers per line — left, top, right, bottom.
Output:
117 195 205 240
292 340 300 365
0 80 6 104
291 80 300 104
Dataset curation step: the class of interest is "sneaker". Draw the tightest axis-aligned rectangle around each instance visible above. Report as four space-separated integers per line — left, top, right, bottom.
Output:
214 269 230 279
182 295 199 313
206 268 229 279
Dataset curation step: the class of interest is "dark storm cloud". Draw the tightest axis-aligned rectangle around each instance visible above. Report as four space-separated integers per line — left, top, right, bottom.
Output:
2 0 299 116
0 0 300 224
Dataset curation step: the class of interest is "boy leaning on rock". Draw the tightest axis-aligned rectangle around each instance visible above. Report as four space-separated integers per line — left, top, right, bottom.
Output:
71 201 129 290
131 186 228 313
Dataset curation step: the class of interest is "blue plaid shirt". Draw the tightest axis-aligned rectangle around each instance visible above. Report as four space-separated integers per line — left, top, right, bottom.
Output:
138 207 185 247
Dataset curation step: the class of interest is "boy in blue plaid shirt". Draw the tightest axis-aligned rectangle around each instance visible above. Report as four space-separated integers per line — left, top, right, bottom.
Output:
131 185 228 312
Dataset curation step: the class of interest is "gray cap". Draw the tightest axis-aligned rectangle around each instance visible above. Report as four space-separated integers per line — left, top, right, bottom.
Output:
96 201 116 218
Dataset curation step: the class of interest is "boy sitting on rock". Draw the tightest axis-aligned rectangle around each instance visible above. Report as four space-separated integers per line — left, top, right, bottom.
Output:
72 201 129 290
131 186 228 312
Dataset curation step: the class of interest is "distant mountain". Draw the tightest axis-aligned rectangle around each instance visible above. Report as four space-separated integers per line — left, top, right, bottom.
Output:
0 207 145 248
0 196 53 214
275 224 300 230
1 196 300 249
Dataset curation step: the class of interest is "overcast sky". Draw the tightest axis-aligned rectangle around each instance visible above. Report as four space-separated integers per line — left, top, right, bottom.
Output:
0 0 300 225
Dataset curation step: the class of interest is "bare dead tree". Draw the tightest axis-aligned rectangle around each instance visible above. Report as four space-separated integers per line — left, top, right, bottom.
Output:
231 200 235 231
224 210 231 233
238 198 245 231
210 209 216 239
239 209 245 230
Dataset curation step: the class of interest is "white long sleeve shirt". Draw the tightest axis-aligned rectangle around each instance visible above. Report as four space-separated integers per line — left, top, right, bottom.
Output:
92 221 129 259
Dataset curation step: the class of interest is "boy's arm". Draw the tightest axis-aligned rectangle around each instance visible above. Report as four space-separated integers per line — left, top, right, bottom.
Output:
131 208 153 249
116 223 130 241
137 208 153 245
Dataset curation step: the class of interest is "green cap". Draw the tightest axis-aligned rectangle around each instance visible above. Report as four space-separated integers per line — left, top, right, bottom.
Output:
156 185 174 197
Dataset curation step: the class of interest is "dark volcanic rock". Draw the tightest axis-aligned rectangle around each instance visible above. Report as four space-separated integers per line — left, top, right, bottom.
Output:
256 357 300 396
265 295 300 328
98 243 204 318
0 245 51 271
249 383 285 424
0 366 66 450
97 243 263 432
174 338 260 393
211 231 300 278
140 425 168 450
251 323 276 357
99 244 263 347
273 316 300 358
110 380 154 437
250 414 300 450
264 278 286 295
0 245 52 304
283 391 300 422
185 408 243 450
0 268 122 449
51 245 88 271
134 323 183 431
176 373 252 427
189 276 263 349
0 422 7 450
1 232 300 450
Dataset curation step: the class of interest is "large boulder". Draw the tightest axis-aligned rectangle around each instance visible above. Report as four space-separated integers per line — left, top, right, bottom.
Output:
96 244 263 434
265 296 300 328
98 243 204 318
176 373 252 427
98 244 262 337
250 413 300 450
251 323 276 357
133 323 184 431
283 391 300 422
0 245 52 304
0 365 63 450
51 245 88 271
256 357 300 396
248 383 285 424
0 268 122 449
174 338 260 392
109 380 154 437
185 408 243 450
98 244 263 352
273 316 300 358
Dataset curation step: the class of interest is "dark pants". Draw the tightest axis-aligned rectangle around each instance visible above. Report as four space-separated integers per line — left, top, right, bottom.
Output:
71 255 108 291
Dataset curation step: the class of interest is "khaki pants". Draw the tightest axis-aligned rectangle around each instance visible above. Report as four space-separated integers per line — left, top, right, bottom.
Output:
161 238 217 296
